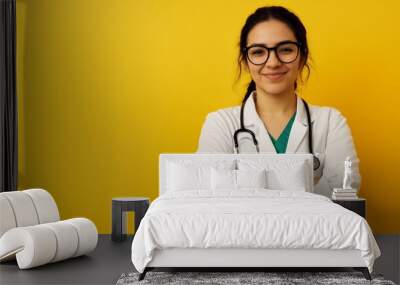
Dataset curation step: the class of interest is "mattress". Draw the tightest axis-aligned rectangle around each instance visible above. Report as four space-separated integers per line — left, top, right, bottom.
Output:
131 189 380 273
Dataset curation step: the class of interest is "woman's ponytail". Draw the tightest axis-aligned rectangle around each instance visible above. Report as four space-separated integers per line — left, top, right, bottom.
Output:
242 80 256 104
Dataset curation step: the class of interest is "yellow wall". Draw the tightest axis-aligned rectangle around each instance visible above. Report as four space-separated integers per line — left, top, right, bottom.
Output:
16 0 400 234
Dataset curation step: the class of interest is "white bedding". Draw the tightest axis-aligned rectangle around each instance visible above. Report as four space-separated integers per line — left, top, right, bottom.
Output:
131 189 380 273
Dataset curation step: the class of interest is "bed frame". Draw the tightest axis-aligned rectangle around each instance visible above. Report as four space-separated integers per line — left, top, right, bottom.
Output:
138 154 372 281
140 248 371 280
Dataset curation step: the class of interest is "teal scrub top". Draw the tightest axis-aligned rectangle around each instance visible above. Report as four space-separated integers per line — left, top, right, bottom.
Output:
267 112 296 154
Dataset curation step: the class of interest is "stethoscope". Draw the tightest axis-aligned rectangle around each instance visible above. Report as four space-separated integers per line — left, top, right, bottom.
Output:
233 94 321 171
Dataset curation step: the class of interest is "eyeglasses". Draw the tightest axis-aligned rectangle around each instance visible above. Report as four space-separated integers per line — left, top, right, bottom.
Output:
244 41 301 65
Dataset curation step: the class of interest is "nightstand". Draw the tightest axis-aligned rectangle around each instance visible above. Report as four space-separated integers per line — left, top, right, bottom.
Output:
332 198 366 218
111 197 150 242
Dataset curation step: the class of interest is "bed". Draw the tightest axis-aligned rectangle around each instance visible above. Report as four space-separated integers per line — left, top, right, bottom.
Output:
131 153 381 281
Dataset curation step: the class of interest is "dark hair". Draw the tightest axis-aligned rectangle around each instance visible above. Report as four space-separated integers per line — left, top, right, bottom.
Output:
236 6 312 103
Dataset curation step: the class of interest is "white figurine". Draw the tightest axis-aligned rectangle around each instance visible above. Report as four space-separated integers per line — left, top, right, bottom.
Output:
342 156 353 189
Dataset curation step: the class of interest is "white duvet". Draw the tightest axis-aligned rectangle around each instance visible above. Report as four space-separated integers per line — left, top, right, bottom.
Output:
131 189 380 273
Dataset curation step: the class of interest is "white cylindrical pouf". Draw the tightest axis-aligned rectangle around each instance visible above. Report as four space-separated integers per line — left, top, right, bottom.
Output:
42 221 79 262
0 192 39 227
0 195 17 238
64 218 98 257
0 226 57 269
24 189 60 224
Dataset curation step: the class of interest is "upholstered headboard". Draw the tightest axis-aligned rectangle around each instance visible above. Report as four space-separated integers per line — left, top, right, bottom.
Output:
159 153 314 195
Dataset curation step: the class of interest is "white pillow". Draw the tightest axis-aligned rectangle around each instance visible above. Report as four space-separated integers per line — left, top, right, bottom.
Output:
237 159 311 191
166 159 235 191
211 168 267 190
237 169 267 189
266 162 308 191
211 168 236 189
167 162 210 191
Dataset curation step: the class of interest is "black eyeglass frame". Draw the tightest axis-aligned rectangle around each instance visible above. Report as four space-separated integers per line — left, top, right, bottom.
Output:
243 40 302 65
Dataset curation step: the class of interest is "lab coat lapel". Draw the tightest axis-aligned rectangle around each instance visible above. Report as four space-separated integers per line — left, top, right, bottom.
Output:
286 95 315 153
243 91 276 153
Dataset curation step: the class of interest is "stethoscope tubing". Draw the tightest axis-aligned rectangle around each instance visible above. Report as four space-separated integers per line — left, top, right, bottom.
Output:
233 95 320 171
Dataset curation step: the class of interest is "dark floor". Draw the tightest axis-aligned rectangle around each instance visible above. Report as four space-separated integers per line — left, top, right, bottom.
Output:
0 235 399 285
0 235 135 285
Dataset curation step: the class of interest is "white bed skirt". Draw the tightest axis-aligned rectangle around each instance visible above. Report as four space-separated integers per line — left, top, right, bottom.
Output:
147 248 366 268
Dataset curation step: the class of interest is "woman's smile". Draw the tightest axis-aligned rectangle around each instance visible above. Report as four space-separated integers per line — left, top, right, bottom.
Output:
262 71 287 81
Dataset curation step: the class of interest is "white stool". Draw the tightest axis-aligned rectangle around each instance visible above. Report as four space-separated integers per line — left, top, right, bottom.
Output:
0 189 98 269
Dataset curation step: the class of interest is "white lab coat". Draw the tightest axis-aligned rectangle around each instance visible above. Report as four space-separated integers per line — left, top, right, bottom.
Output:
196 91 361 197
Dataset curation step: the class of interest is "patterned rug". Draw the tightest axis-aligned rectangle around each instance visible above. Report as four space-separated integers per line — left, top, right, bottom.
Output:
116 271 396 285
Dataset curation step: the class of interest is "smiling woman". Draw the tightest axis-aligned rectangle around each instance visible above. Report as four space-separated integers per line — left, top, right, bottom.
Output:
243 20 308 100
196 6 361 198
